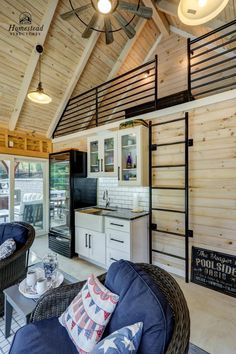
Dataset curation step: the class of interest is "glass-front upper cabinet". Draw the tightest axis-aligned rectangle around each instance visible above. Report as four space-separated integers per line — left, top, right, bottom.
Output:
118 126 149 186
87 133 117 177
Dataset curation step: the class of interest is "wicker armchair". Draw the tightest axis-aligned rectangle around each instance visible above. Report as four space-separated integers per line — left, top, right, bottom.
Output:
30 264 190 354
0 222 35 314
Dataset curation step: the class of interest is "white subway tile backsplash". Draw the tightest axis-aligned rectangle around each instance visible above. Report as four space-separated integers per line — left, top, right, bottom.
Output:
97 177 149 211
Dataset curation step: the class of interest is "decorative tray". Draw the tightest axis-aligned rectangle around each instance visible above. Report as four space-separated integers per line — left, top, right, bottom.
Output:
19 268 64 299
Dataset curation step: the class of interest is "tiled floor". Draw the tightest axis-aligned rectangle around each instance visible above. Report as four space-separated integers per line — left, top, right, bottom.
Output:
0 312 24 354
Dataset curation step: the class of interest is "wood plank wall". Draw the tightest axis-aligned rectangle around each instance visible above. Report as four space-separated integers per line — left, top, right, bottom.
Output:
151 98 236 276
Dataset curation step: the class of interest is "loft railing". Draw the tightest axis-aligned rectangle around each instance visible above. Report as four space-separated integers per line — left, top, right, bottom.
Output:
53 21 236 138
53 57 157 138
188 19 236 98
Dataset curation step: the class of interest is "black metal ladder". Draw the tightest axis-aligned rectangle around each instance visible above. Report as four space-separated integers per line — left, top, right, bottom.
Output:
149 112 193 283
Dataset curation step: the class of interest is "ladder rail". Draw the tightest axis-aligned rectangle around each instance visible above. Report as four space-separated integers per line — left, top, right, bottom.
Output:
149 112 193 283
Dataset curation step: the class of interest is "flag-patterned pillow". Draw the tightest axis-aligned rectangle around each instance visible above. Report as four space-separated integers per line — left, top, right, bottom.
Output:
91 322 143 354
59 274 119 353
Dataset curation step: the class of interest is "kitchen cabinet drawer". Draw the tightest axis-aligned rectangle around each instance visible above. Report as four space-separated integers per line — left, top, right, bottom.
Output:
105 217 130 233
106 229 130 253
106 248 130 268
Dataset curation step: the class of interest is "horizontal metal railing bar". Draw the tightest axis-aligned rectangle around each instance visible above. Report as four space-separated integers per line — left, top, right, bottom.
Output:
191 28 236 52
64 96 96 114
191 64 236 83
152 186 185 190
152 207 186 214
68 58 156 103
97 78 155 105
152 164 185 168
152 249 185 260
58 113 94 127
193 82 236 97
97 72 155 99
61 103 96 120
100 115 125 125
57 107 97 126
56 116 95 131
96 68 155 97
152 228 185 237
153 141 186 147
190 19 236 45
55 123 97 136
191 56 236 75
97 86 154 113
191 37 236 60
97 92 155 119
192 72 236 91
67 90 96 106
54 124 97 137
151 117 185 127
191 46 236 67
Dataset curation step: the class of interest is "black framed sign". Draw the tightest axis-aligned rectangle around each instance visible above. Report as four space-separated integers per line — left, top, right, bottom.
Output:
191 247 236 297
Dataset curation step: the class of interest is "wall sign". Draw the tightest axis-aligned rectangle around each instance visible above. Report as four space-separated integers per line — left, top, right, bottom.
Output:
191 247 236 297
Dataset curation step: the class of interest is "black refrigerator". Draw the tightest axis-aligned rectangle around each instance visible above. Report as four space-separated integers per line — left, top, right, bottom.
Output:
48 150 97 258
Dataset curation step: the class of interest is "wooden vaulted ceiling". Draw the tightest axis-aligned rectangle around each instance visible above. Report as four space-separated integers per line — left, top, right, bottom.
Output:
0 0 235 138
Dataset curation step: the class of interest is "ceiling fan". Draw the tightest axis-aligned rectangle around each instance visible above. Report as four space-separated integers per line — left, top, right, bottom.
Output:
60 0 153 44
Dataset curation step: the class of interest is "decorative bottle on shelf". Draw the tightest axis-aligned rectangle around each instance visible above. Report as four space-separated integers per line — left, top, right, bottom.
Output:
126 153 132 169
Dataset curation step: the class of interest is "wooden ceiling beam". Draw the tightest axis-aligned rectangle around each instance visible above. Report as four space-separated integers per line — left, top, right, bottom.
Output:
47 19 103 138
8 0 59 131
84 18 147 129
143 0 169 37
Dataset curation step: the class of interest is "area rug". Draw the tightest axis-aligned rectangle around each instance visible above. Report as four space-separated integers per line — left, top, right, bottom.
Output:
0 313 209 354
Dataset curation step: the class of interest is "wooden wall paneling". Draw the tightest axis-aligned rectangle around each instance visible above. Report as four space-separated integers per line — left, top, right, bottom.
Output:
151 98 236 276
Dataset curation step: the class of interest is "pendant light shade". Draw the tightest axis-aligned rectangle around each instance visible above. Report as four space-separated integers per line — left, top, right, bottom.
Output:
178 0 230 26
28 45 52 104
28 82 52 104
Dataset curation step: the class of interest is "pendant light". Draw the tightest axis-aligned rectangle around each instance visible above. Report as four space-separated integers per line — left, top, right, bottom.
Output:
28 45 52 104
178 0 230 26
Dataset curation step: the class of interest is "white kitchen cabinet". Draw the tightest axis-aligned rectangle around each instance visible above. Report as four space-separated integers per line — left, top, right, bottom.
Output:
117 125 149 186
87 133 117 177
75 227 106 267
105 216 149 269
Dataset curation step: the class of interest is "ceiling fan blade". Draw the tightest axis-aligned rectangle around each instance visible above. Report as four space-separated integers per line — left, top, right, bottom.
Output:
82 12 100 39
113 12 136 39
118 1 153 19
104 16 114 45
60 4 91 20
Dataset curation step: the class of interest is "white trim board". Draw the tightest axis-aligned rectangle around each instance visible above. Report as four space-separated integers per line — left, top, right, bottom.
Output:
52 88 236 143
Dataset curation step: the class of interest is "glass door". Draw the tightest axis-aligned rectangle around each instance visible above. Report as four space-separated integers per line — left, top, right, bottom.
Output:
0 160 10 223
49 153 70 238
14 159 46 234
103 136 117 176
120 132 138 183
89 139 100 175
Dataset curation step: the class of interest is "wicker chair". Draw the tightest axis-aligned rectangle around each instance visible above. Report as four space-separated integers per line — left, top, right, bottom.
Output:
30 263 190 354
0 222 35 314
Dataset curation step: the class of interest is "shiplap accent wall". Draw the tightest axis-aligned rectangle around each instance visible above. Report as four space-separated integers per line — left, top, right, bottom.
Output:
151 98 236 276
97 177 149 211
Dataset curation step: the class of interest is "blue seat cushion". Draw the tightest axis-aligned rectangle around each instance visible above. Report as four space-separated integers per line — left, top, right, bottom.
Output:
104 260 174 354
9 318 78 354
0 223 28 248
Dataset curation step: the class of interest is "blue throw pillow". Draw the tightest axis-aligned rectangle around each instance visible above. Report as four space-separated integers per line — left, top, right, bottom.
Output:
104 260 174 354
0 223 28 248
0 238 16 260
91 322 143 354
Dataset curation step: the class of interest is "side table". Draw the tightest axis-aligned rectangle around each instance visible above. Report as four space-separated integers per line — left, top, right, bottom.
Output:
4 267 77 338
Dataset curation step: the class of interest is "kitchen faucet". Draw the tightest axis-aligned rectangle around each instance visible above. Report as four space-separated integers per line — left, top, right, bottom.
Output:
103 190 110 208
